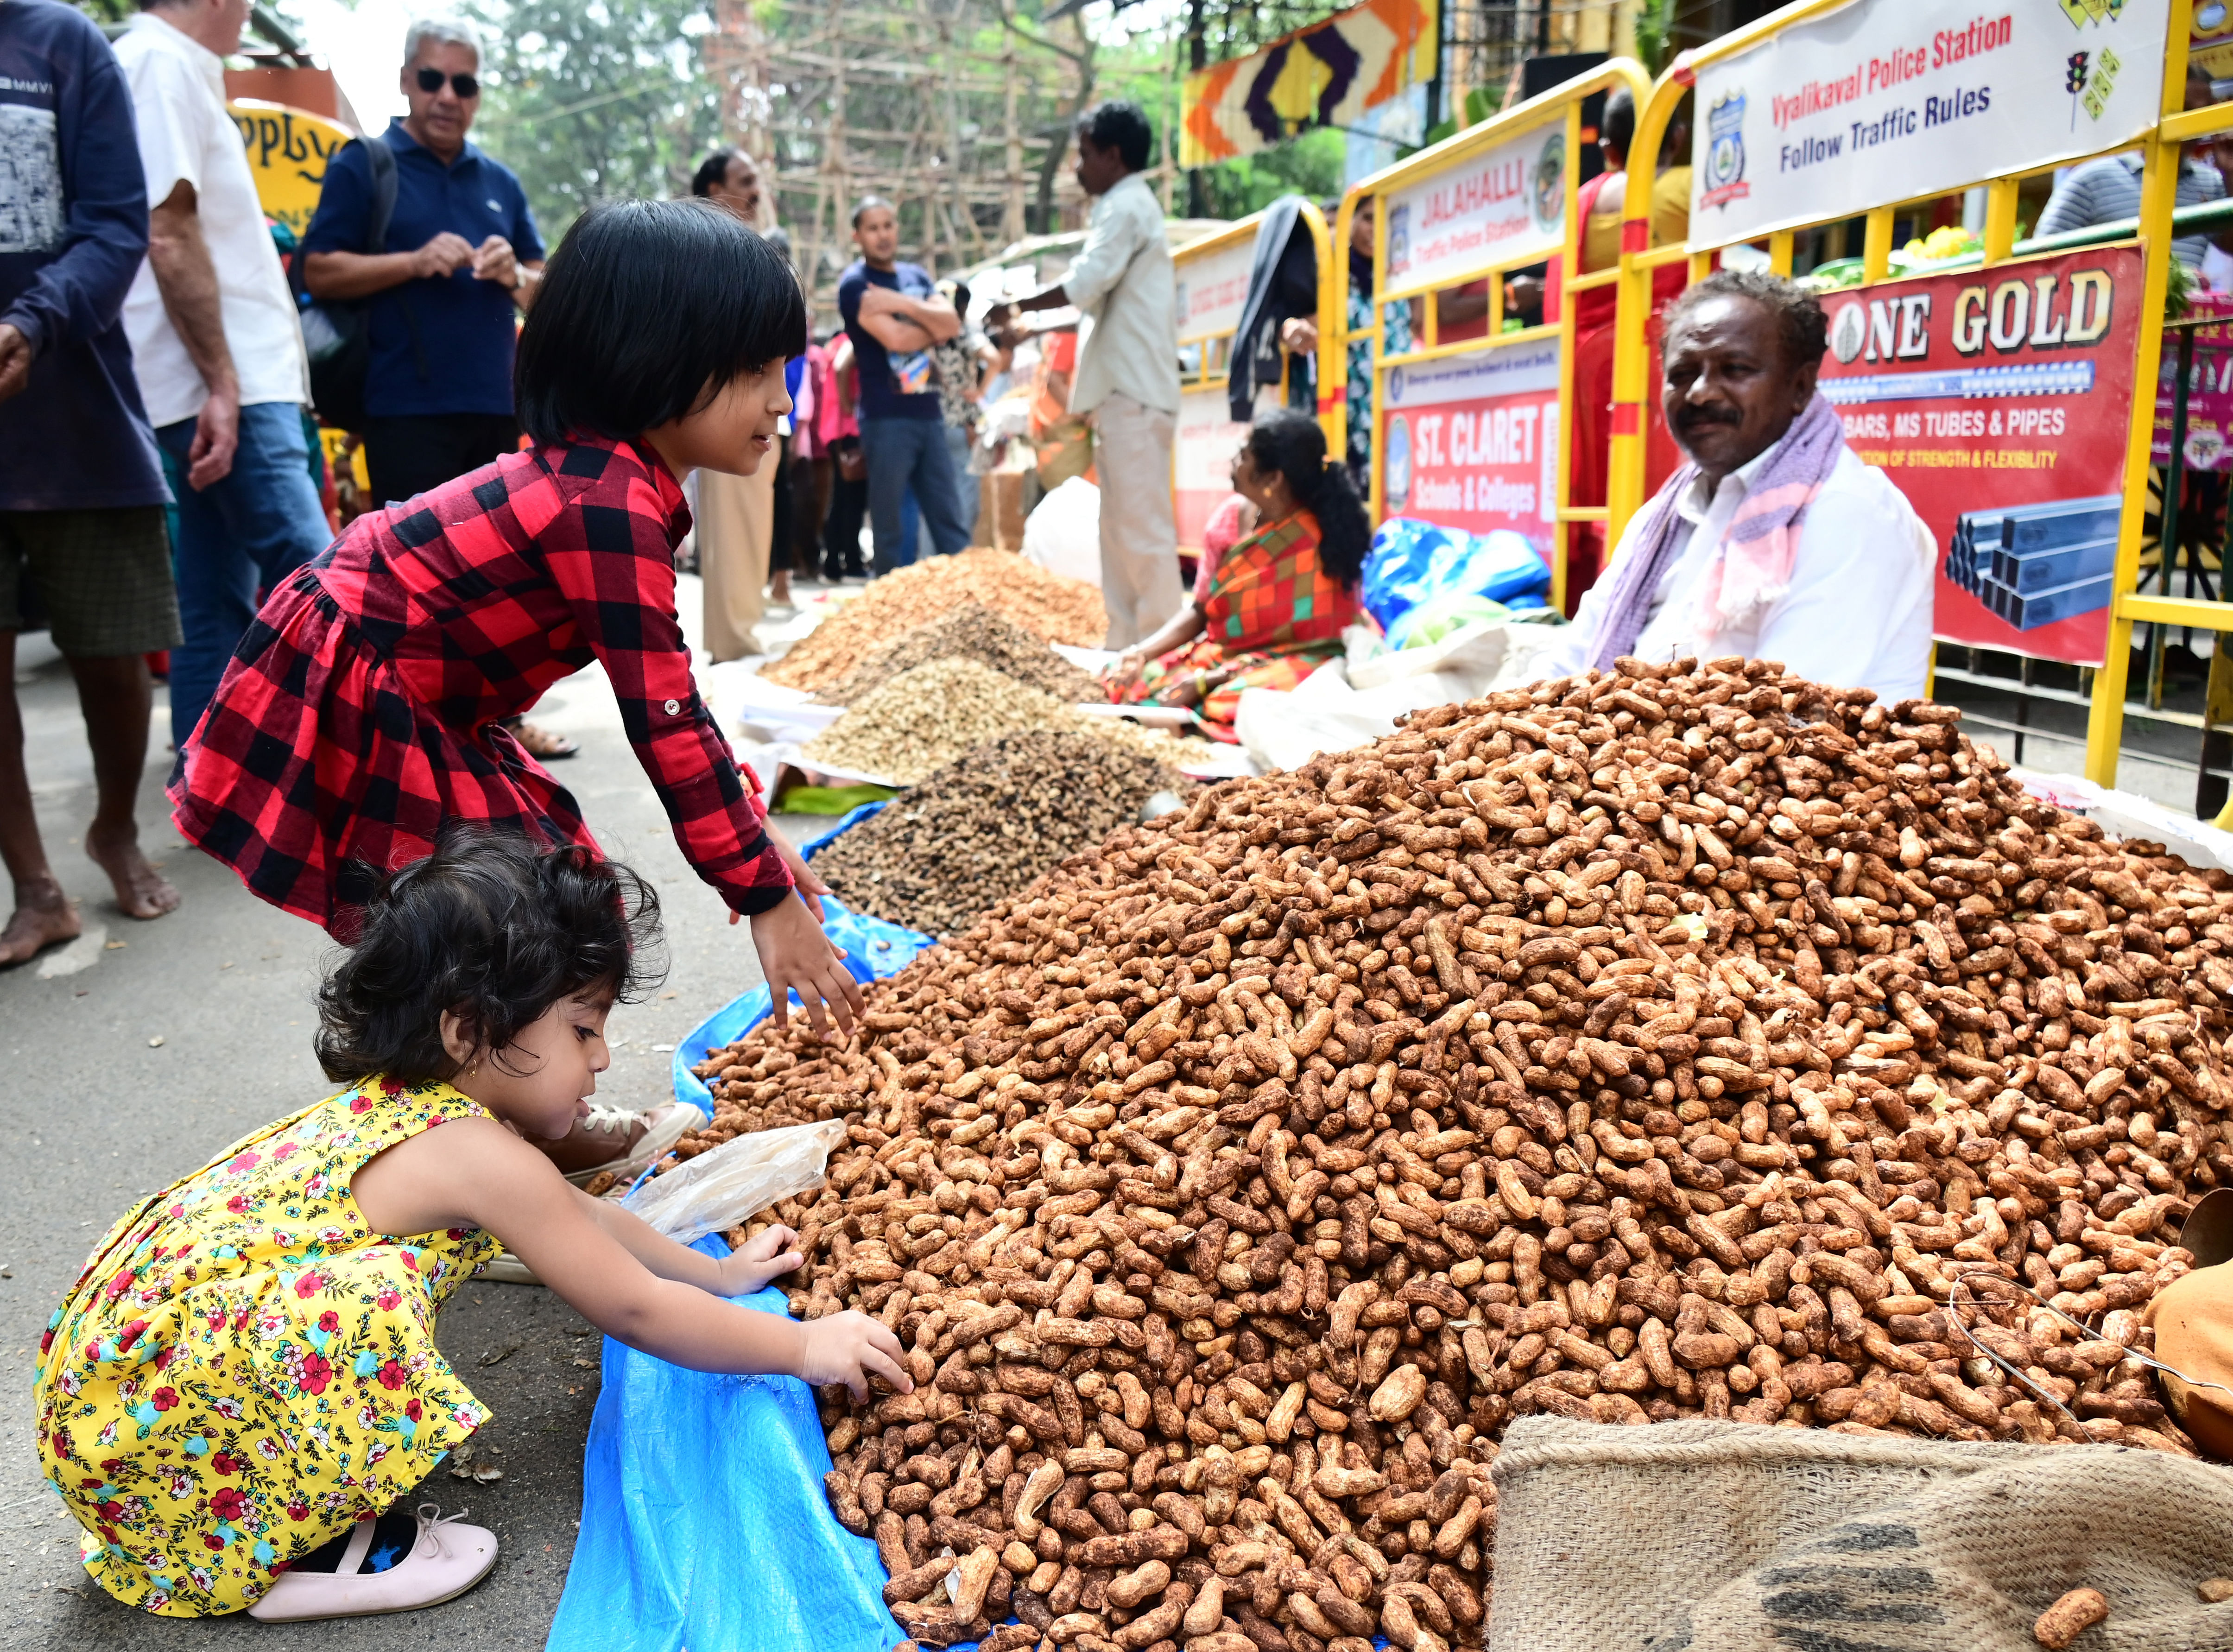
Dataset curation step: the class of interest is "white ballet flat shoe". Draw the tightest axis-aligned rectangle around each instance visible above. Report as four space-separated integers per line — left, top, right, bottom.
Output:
247 1504 497 1621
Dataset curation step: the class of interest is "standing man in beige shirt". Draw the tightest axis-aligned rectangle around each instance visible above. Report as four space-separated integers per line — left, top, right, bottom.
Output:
990 101 1181 648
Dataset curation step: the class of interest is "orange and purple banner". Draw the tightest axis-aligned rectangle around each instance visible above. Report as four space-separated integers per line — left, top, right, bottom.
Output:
1180 0 1439 169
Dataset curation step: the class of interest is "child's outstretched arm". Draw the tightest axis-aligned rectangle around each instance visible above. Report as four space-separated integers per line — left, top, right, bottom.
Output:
354 1119 909 1399
574 1189 809 1300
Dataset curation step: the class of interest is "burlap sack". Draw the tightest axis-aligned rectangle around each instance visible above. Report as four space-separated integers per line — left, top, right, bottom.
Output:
1488 1418 2233 1652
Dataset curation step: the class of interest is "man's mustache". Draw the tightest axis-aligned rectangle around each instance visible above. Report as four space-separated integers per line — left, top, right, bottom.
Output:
1675 404 1741 431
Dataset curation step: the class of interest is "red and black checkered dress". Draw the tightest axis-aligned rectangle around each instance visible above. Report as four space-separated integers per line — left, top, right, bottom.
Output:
169 434 793 934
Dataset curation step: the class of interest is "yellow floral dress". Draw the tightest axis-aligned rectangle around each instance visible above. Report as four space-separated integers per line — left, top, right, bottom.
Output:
33 1076 500 1616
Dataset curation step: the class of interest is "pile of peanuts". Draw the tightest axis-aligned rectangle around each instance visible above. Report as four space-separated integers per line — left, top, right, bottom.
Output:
669 655 2233 1652
821 602 1107 708
805 659 1086 785
814 730 1181 937
764 550 1107 693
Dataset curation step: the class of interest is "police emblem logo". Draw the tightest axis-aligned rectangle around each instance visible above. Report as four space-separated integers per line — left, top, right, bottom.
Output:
1699 90 1751 211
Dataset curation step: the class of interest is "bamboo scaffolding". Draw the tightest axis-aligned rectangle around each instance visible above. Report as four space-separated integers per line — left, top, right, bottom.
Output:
704 0 1089 314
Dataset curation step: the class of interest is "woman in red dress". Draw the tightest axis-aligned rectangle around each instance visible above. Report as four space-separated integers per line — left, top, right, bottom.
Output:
171 199 862 1057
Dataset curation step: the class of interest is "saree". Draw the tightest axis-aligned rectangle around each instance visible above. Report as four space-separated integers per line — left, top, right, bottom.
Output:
1118 508 1359 739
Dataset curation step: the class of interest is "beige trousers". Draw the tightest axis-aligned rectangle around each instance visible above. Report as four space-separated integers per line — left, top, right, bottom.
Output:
1093 392 1183 650
700 462 775 663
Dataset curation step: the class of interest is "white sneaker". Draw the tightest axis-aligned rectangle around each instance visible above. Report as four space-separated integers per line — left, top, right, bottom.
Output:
564 1101 692 1190
247 1505 497 1621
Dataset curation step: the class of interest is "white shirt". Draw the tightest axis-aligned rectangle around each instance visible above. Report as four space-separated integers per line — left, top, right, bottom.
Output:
1543 437 1936 702
1063 172 1180 417
115 13 309 427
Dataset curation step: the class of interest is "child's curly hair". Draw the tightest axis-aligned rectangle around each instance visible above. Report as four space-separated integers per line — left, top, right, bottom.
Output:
316 826 664 1083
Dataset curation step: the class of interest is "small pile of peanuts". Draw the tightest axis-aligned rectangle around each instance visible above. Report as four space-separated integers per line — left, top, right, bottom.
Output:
805 660 1089 785
820 601 1107 709
814 730 1182 937
669 654 2233 1652
765 550 1107 693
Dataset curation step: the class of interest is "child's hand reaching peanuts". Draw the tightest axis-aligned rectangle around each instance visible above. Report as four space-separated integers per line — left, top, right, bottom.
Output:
795 1310 911 1403
716 1223 805 1296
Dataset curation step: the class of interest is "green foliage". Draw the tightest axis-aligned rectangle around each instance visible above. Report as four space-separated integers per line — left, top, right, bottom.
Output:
1634 0 1675 77
465 0 720 244
1192 125 1345 220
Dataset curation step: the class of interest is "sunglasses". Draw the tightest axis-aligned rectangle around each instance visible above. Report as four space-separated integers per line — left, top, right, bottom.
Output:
415 67 481 98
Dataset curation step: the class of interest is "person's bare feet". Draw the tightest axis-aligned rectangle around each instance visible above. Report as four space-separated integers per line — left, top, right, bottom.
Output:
0 880 81 967
84 823 180 921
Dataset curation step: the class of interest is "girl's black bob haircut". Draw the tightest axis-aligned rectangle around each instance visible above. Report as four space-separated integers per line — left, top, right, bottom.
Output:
316 825 664 1085
514 197 808 449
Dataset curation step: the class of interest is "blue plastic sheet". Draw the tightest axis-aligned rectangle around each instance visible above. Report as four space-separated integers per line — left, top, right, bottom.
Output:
671 804 936 1117
544 1235 908 1652
1362 516 1552 648
557 804 950 1650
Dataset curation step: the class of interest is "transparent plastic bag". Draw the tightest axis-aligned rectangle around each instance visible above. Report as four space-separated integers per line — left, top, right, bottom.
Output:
620 1117 846 1248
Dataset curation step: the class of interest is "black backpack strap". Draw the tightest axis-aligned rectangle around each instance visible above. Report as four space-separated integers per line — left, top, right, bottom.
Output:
363 133 398 254
289 134 399 305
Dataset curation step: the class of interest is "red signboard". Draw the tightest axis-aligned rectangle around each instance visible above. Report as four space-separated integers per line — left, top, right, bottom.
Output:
1817 247 2143 667
1378 336 1562 546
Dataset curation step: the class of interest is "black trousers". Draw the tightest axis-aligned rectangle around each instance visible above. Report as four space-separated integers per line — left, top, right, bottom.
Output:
768 434 797 576
363 413 521 509
822 438 867 574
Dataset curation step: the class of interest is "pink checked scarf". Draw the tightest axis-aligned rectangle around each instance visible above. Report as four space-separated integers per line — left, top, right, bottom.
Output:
1586 392 1847 672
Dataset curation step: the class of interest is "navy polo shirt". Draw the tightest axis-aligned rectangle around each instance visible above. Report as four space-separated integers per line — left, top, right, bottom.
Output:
301 119 543 419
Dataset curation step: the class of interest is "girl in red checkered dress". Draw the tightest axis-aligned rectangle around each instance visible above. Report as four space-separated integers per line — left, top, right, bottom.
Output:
1106 408 1369 739
171 200 863 1062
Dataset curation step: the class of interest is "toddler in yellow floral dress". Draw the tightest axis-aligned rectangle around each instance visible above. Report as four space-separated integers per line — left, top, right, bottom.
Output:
34 829 909 1621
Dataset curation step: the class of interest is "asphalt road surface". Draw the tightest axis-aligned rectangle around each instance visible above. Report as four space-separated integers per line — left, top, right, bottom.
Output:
0 580 836 1649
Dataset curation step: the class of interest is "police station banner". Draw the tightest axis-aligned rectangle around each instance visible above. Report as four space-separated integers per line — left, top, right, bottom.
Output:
1819 247 2144 665
1174 237 1255 346
1382 118 1566 298
1181 0 1438 168
1690 0 2169 248
1174 390 1251 553
1379 337 1560 541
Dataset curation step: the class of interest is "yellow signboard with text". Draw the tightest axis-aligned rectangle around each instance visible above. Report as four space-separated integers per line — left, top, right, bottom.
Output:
225 99 353 240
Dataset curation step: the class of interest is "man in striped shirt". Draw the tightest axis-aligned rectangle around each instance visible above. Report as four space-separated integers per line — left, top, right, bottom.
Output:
2037 65 2229 268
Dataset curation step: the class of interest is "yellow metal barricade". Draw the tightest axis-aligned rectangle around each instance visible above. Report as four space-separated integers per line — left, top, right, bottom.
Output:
2086 34 2233 786
1335 59 1653 612
1169 204 1341 561
1612 0 2191 793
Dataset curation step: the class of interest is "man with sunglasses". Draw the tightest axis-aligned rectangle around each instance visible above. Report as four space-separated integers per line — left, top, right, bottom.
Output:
301 17 543 509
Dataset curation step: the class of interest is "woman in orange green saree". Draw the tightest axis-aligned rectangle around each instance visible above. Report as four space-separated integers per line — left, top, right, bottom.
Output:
1104 409 1371 740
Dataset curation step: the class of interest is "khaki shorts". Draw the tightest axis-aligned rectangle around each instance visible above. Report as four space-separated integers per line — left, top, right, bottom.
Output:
0 507 181 657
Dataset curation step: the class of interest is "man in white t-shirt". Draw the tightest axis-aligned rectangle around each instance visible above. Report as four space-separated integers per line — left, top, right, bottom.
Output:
115 0 331 754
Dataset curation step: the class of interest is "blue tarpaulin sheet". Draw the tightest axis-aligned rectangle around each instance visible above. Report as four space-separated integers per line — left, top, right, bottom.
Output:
1362 516 1551 648
544 1236 908 1652
552 804 942 1652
